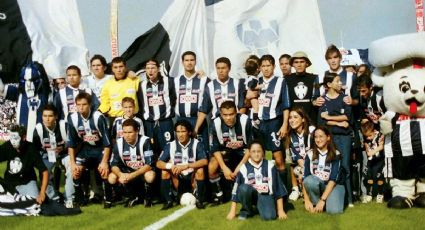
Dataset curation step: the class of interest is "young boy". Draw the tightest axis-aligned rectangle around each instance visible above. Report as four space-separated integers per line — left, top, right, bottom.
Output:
111 97 144 140
360 120 385 203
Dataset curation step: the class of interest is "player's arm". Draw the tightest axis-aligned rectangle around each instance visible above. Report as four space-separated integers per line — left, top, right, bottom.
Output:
233 149 250 175
277 109 289 139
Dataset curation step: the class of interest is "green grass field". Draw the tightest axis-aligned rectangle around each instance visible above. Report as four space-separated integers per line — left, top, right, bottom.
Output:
0 152 424 229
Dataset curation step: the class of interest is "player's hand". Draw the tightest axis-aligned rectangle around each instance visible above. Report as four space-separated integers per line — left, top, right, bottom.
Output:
277 126 287 139
343 95 352 105
277 210 287 220
172 165 187 175
223 167 235 181
314 200 325 213
314 96 325 106
297 159 305 167
246 89 258 100
36 192 46 204
98 162 109 179
304 200 314 213
196 70 206 78
71 163 83 179
320 112 329 120
338 121 349 128
226 210 236 220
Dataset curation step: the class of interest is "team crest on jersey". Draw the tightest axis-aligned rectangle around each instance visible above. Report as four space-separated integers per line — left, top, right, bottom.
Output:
180 84 186 89
66 94 73 100
214 89 221 94
146 88 152 93
271 132 281 147
123 151 130 155
294 82 308 99
130 154 137 161
9 157 23 174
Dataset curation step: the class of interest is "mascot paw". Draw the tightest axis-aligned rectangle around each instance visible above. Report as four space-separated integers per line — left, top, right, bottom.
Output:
387 196 414 209
379 119 393 135
414 193 425 208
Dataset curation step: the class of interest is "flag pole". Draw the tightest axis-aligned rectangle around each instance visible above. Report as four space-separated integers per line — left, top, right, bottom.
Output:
415 0 424 32
110 0 119 57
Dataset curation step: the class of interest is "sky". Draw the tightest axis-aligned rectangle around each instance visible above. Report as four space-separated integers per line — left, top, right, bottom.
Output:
77 0 416 61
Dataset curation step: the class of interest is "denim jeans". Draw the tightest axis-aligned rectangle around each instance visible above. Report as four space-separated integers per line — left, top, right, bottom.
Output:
42 154 74 202
303 175 345 214
333 134 353 204
237 184 277 220
15 180 39 198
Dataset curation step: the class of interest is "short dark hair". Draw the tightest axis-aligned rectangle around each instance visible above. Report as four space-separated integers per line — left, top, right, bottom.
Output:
361 120 375 135
122 97 135 106
220 100 237 111
42 104 58 116
215 57 231 69
66 65 82 76
279 54 291 62
325 44 341 60
244 59 259 76
181 51 196 61
248 139 265 153
357 75 373 88
75 92 92 105
122 118 140 131
145 59 160 68
174 119 193 133
260 54 275 66
90 54 108 66
322 72 339 89
111 56 126 66
9 124 26 136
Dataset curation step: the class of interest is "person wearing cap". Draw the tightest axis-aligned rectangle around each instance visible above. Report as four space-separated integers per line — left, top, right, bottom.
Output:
286 51 320 125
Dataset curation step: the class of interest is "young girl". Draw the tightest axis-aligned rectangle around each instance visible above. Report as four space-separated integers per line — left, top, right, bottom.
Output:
360 120 385 203
303 126 345 214
227 140 287 221
286 107 315 201
317 72 353 207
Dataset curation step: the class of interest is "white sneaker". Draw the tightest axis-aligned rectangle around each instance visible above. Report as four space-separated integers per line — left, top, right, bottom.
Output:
376 195 384 203
348 203 354 208
65 200 74 208
362 195 372 204
289 188 300 201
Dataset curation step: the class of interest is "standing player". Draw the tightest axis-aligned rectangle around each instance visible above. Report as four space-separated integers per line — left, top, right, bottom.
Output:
67 92 112 207
157 120 208 209
174 51 209 150
137 59 177 155
108 119 155 208
83 54 113 100
194 57 246 136
208 101 253 204
32 104 74 207
54 65 99 120
255 55 290 186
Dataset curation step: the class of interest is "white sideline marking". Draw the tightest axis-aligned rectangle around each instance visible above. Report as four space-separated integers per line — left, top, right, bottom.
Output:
143 205 195 230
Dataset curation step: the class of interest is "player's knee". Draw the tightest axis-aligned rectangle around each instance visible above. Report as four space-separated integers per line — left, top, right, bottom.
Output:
367 180 373 185
108 173 117 184
377 180 384 185
195 168 205 180
144 170 156 183
162 170 171 179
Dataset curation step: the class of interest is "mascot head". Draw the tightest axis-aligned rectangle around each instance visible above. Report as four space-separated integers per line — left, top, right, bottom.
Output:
18 62 50 98
370 33 425 117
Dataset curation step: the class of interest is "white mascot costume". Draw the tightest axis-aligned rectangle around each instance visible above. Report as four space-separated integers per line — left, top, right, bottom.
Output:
370 33 425 209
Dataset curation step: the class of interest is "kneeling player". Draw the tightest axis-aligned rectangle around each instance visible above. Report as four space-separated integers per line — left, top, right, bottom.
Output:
209 101 253 204
108 119 155 208
157 120 208 209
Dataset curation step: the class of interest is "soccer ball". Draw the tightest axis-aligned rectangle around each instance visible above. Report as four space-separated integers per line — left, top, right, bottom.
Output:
180 193 196 206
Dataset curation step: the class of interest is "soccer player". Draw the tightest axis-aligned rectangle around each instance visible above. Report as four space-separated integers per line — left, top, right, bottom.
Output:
254 55 290 187
111 97 144 141
174 51 209 150
83 54 113 100
0 124 48 204
99 57 140 121
208 101 253 204
32 104 74 207
227 140 287 220
108 119 155 208
279 54 292 78
358 75 385 126
194 57 246 136
157 120 208 210
137 59 177 155
286 51 320 124
67 92 112 207
54 65 100 120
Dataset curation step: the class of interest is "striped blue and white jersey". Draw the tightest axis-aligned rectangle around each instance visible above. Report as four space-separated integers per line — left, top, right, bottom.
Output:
304 149 341 184
174 74 209 118
67 111 111 149
199 78 245 119
32 120 67 156
257 76 290 120
137 76 176 121
159 139 207 171
53 85 100 120
231 159 286 202
110 135 154 171
111 116 144 140
210 114 252 156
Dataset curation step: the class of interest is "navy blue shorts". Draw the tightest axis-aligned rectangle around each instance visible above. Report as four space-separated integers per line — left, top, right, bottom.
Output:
76 146 104 169
258 117 283 152
144 118 175 155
